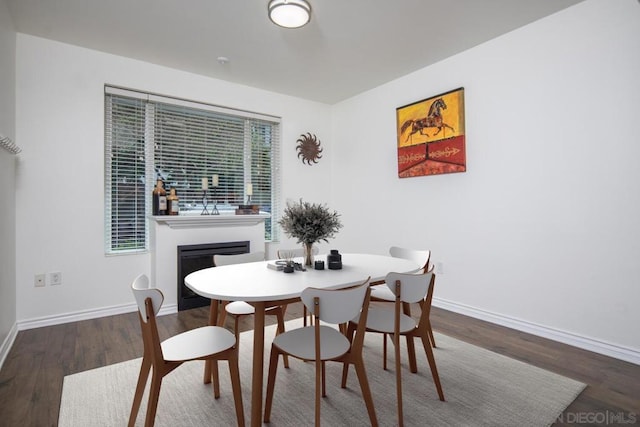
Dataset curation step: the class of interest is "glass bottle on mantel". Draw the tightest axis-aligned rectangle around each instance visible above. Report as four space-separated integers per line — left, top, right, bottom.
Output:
167 187 179 216
152 178 167 215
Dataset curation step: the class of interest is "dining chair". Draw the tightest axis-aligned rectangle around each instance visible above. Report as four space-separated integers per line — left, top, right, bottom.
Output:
370 246 435 371
129 274 244 427
214 251 290 368
277 246 319 326
263 279 379 427
344 270 445 427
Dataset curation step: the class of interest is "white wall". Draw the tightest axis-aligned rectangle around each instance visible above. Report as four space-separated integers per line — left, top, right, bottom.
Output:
331 0 640 359
11 0 640 364
0 0 17 364
14 35 332 323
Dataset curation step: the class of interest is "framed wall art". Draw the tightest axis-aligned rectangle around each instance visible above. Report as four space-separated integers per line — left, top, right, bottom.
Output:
396 87 465 178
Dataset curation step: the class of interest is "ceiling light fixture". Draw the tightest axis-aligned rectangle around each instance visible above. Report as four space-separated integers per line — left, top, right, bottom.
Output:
268 0 311 29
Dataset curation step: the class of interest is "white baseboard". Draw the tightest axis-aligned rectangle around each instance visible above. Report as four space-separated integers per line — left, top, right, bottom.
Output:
0 322 18 372
433 297 640 366
6 298 638 367
16 302 178 331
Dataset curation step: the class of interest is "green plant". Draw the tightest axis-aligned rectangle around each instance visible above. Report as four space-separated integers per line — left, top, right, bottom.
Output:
279 199 342 245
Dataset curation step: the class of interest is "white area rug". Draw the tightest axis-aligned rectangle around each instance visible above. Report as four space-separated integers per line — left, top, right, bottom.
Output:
59 319 585 426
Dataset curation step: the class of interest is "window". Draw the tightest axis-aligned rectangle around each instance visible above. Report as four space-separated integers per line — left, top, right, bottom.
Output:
104 86 281 254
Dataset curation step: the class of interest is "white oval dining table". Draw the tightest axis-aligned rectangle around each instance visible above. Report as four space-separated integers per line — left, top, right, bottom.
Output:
185 253 420 427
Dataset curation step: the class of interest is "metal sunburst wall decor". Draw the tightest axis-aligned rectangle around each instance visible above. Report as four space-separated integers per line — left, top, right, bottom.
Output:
296 132 323 165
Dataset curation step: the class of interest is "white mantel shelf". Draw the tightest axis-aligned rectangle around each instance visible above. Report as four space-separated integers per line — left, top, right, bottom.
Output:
151 212 270 229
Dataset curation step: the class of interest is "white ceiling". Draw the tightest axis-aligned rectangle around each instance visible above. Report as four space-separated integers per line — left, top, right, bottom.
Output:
6 0 585 104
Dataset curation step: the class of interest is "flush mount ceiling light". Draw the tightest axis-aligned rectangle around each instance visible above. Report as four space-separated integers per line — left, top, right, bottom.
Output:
268 0 311 29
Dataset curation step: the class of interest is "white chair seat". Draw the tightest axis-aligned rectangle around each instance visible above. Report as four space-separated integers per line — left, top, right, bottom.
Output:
354 307 417 334
161 326 236 361
370 284 395 301
272 325 350 361
225 300 280 316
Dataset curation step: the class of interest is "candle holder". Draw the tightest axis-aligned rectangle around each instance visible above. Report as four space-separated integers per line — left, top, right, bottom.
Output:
246 194 252 205
201 190 210 215
211 188 220 215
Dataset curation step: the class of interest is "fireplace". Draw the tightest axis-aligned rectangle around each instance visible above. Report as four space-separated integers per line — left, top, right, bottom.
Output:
150 213 267 310
177 240 250 311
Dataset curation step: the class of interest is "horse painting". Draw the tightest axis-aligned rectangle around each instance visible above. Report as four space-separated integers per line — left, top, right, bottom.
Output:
399 98 455 142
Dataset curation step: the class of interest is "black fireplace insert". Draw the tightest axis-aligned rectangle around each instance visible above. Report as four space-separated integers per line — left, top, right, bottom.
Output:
177 240 250 311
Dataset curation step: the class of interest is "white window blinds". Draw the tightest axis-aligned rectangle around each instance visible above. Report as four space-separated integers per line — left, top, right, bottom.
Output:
105 86 281 254
104 95 148 253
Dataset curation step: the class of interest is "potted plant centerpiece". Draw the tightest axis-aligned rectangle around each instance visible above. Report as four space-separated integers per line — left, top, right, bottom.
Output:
279 199 343 266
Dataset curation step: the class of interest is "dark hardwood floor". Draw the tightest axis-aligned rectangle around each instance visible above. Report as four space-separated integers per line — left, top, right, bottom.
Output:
0 302 638 426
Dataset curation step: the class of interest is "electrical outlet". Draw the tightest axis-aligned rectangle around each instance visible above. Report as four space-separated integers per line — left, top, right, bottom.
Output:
48 271 63 286
35 274 45 287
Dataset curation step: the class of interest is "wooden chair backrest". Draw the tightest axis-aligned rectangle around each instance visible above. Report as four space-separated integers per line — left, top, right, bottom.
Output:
384 271 434 304
303 279 372 363
131 274 164 323
387 271 437 344
301 280 369 325
131 274 166 364
389 246 431 273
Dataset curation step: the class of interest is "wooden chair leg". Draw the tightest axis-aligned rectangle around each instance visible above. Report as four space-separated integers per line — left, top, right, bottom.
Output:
228 352 246 427
204 299 220 384
395 332 404 427
145 372 163 427
275 310 290 368
353 357 379 427
218 301 228 327
402 302 418 373
382 333 415 375
419 331 445 401
340 322 357 388
321 361 326 397
129 357 151 427
427 321 437 348
203 360 215 384
383 333 388 370
263 347 281 423
234 315 240 345
315 358 322 427
204 359 211 384
225 314 241 401
211 359 221 398
406 335 418 373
